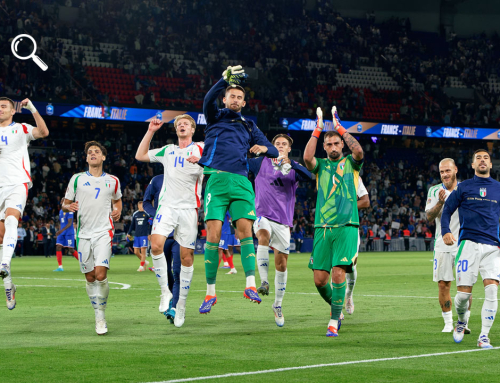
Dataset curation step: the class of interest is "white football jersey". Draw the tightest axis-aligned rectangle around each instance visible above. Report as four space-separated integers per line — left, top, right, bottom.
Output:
148 142 204 209
357 177 368 198
425 183 460 252
0 122 35 188
64 171 122 239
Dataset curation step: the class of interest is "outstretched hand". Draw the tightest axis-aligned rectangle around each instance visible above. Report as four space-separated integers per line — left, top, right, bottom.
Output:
148 118 164 132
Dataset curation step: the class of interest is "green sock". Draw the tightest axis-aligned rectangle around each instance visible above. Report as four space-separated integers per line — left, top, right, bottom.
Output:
240 237 256 277
330 281 346 320
204 241 219 284
317 283 332 305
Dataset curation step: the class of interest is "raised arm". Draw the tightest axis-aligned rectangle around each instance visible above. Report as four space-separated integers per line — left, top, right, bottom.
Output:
291 160 313 181
21 99 49 139
332 106 363 162
203 78 226 123
303 107 324 171
249 126 279 158
136 118 164 162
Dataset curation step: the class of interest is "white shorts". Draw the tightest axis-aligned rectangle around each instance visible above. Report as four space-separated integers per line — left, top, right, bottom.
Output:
0 184 28 218
433 250 457 282
151 206 197 249
455 240 500 286
77 231 113 274
253 216 290 254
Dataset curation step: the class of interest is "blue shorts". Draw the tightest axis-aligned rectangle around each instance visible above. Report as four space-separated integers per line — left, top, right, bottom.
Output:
133 236 149 248
56 234 75 248
219 234 240 250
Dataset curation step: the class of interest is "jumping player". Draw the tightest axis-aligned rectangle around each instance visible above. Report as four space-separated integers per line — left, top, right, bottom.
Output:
0 97 49 310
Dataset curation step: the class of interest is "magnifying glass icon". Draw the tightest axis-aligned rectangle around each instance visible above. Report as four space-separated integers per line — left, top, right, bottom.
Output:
11 34 48 71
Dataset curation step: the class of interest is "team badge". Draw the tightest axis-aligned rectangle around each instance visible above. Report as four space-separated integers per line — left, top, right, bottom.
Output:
340 163 345 170
480 188 487 197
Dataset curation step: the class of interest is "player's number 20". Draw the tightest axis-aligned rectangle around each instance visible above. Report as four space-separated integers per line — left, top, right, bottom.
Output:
457 259 468 273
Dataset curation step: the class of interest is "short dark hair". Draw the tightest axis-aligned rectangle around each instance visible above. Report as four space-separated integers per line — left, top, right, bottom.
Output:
0 97 15 108
225 85 246 96
272 134 293 146
324 131 342 141
84 141 107 157
472 149 490 159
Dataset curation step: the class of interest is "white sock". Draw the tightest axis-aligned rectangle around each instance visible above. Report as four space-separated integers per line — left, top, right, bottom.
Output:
328 319 338 329
1 216 18 268
442 311 453 325
86 281 98 313
480 284 498 337
206 284 216 296
465 309 471 326
177 265 194 310
275 269 287 306
96 279 109 320
0 244 3 263
246 275 256 288
454 291 471 323
257 245 269 284
346 265 357 298
152 253 169 288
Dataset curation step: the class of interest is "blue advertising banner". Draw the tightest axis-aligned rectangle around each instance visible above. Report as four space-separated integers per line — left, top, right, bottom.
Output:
11 100 257 125
281 117 500 141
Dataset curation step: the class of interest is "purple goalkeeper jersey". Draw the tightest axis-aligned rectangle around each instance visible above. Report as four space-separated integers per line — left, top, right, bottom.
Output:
254 158 299 227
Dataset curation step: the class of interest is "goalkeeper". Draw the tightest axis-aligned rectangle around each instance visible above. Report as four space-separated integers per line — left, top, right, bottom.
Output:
189 65 279 314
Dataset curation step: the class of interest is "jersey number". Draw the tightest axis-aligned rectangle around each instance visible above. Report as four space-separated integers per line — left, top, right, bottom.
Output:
174 156 184 167
95 188 100 199
155 214 162 222
1 136 7 145
457 260 468 273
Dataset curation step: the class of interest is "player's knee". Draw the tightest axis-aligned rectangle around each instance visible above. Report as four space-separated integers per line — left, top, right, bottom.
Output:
438 280 451 291
95 271 107 281
151 241 163 255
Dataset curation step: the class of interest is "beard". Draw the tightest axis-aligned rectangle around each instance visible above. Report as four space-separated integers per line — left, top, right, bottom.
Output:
477 167 489 175
442 174 457 187
227 104 242 113
328 151 341 161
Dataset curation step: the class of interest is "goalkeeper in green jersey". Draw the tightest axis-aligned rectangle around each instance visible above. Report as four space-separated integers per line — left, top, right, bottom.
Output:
303 106 364 338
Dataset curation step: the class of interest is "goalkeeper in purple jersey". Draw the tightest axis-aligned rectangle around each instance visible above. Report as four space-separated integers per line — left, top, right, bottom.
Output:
249 134 312 327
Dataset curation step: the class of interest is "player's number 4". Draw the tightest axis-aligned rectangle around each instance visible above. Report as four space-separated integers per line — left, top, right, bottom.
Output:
1 135 7 145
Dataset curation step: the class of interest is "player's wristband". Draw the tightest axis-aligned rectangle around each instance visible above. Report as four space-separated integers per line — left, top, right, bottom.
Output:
336 126 347 136
311 129 322 139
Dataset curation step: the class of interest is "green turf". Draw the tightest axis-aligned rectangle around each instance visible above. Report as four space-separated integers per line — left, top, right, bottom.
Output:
0 252 498 383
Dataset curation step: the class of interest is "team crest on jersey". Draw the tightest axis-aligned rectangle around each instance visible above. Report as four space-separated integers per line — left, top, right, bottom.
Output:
339 163 345 171
11 129 17 134
480 188 487 197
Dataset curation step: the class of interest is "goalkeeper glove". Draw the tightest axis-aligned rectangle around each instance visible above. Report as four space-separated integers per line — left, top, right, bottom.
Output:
312 107 324 138
222 65 248 86
331 106 346 135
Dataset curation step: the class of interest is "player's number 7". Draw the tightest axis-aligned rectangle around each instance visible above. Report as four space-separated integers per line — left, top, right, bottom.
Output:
95 187 100 199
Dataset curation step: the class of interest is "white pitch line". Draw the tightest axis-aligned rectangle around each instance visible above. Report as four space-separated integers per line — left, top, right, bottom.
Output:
147 347 500 383
16 277 130 289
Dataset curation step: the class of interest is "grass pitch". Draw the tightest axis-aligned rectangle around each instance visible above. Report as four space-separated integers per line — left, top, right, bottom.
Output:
0 251 498 382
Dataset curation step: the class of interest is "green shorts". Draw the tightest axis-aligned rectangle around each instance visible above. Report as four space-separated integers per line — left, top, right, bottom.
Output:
308 226 358 272
204 170 256 223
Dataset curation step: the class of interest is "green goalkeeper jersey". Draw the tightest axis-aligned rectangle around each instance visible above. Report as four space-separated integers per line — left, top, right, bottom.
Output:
312 155 363 228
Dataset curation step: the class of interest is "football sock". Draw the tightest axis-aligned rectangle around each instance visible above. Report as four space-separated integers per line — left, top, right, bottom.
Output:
204 242 219 284
177 265 193 310
442 311 453 325
1 216 18 268
330 281 346 321
140 261 145 267
72 250 79 260
86 281 98 313
152 253 169 287
465 309 471 325
227 255 235 269
56 251 63 267
240 237 256 278
480 284 498 337
328 319 338 329
96 279 109 320
206 284 216 296
317 283 332 305
454 291 471 323
346 265 357 298
0 244 3 264
257 245 269 283
246 275 256 288
275 269 287 306
222 253 228 264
